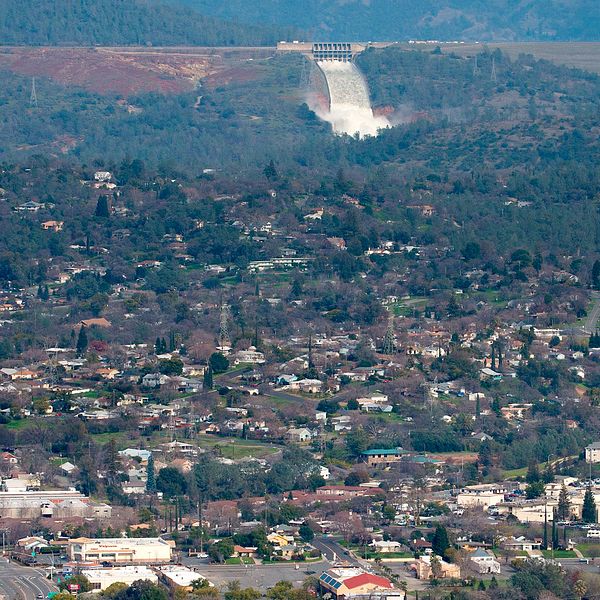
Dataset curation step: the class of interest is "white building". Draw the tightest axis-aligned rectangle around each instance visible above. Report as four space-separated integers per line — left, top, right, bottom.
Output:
234 346 265 365
468 549 501 574
586 443 600 463
81 566 158 591
156 565 211 591
68 537 173 564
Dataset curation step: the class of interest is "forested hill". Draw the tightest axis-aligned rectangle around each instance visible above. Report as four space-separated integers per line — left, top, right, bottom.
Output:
0 0 297 46
181 0 600 42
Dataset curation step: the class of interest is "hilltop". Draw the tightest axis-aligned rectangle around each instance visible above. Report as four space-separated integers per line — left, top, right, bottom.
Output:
182 0 600 42
0 0 297 46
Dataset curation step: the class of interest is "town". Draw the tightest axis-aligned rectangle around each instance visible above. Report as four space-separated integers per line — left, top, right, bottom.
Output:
0 150 599 600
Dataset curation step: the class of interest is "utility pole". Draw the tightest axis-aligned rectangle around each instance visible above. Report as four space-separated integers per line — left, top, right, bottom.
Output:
30 77 38 108
382 313 396 355
491 57 497 83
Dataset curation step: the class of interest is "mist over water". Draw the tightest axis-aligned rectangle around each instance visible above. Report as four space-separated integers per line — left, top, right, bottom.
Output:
315 60 389 138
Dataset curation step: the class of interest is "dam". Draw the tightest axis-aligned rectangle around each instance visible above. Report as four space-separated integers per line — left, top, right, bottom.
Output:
279 41 390 137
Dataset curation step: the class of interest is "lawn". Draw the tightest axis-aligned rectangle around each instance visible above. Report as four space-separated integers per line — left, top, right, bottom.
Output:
541 550 577 558
6 418 35 430
577 544 600 558
196 434 280 460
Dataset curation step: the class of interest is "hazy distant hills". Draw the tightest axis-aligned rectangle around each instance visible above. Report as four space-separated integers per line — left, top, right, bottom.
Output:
180 0 600 42
0 0 298 46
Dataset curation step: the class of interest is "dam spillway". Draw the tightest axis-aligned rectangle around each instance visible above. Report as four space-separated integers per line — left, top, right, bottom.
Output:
315 60 389 137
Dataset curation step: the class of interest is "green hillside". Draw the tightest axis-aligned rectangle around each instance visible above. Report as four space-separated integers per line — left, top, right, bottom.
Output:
181 0 600 42
0 0 297 46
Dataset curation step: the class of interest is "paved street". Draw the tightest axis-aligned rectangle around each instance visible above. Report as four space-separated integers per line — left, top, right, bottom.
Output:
0 558 58 600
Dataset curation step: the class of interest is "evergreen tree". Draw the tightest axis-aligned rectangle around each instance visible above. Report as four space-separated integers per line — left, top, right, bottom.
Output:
95 194 111 218
432 524 450 557
489 576 498 589
203 366 213 390
556 483 571 521
582 486 597 523
146 453 156 493
263 159 278 181
475 396 480 418
593 260 600 290
76 326 88 356
526 461 541 483
155 337 162 354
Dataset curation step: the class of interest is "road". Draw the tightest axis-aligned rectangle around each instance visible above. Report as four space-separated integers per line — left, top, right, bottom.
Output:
0 558 58 600
583 292 600 334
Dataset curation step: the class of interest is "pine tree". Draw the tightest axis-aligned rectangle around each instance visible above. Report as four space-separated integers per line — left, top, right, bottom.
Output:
263 159 278 181
489 576 498 589
556 483 571 521
95 194 111 218
146 454 156 492
475 396 481 418
432 524 450 557
76 326 88 356
526 461 541 483
582 486 597 523
155 337 162 354
203 366 213 390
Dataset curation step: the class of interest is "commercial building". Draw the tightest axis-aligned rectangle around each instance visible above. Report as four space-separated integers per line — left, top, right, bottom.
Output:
156 565 211 591
81 566 158 591
319 567 398 599
0 490 111 519
68 537 173 564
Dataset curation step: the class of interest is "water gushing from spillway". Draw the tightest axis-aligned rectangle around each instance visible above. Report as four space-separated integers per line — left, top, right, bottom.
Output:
315 60 389 138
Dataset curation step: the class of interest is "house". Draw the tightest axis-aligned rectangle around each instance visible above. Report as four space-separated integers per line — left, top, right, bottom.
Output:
80 318 112 329
142 373 171 388
413 555 461 579
94 171 113 182
122 479 147 495
370 540 403 553
59 461 77 475
287 379 323 394
41 220 64 232
586 442 600 463
468 548 501 574
500 536 541 552
319 567 395 599
234 346 265 364
286 428 313 443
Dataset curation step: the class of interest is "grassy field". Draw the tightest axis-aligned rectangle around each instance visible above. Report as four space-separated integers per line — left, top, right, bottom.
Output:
541 550 577 558
576 543 600 558
196 433 281 459
400 42 600 75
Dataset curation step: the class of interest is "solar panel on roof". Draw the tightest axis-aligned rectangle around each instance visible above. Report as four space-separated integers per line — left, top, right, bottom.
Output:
333 581 342 588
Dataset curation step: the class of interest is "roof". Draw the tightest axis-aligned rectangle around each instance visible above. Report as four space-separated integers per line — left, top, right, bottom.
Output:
362 448 405 456
345 573 393 590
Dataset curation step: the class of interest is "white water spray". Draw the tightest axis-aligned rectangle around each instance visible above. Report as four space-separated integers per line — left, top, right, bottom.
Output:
316 60 389 138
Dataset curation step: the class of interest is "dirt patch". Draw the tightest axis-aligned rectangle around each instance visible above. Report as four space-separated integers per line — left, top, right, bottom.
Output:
0 47 229 95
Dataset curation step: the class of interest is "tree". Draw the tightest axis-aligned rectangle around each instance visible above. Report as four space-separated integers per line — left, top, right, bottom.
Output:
556 483 570 521
263 160 278 181
209 352 229 373
210 538 235 563
95 194 111 217
299 523 314 542
582 486 597 523
76 326 88 356
526 461 541 483
432 524 450 558
113 580 167 600
156 466 188 498
58 575 91 593
158 358 184 375
203 366 213 390
146 453 156 493
593 260 600 290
